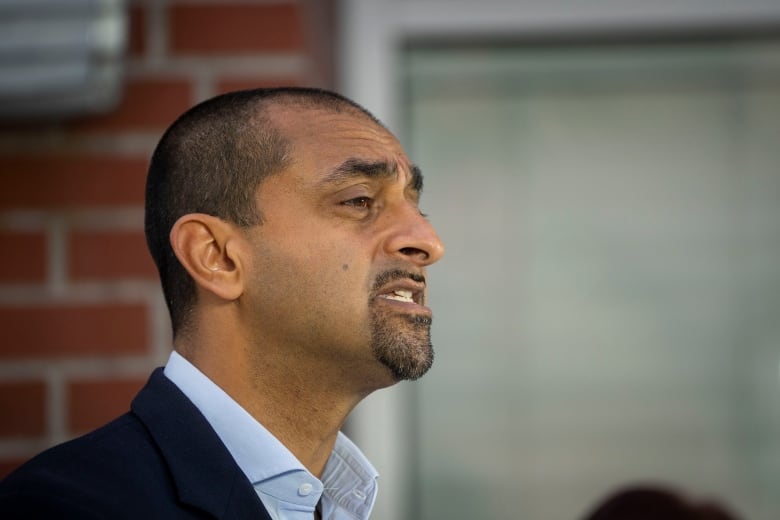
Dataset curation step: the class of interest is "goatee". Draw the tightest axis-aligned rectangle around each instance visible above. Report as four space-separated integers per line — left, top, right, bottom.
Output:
369 270 435 381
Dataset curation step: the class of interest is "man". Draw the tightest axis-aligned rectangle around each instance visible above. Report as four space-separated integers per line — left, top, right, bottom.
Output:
0 87 444 519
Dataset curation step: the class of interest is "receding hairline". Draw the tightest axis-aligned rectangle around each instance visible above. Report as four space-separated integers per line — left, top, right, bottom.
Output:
262 96 385 131
264 88 381 116
245 93 389 171
162 87 383 153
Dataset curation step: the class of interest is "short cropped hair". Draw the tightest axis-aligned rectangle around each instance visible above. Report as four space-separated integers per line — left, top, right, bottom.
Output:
145 87 380 335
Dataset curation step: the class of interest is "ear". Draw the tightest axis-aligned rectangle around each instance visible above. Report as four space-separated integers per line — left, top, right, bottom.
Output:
170 213 246 302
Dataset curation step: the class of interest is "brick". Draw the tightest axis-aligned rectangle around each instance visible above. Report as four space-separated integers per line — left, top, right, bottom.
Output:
0 231 47 283
0 154 147 210
215 77 302 95
170 4 303 54
0 304 149 359
69 230 156 280
71 78 193 132
128 4 146 57
68 377 145 433
0 381 46 437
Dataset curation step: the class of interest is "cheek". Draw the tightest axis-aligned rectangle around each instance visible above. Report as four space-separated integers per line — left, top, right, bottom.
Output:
250 220 377 308
260 241 365 305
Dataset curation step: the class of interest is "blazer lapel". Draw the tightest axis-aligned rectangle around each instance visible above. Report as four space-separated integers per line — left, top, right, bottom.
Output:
131 368 272 520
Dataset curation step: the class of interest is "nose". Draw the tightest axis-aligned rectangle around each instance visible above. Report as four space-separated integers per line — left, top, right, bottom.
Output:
384 203 445 266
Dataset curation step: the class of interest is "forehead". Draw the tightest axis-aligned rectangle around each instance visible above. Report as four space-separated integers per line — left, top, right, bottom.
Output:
268 105 410 178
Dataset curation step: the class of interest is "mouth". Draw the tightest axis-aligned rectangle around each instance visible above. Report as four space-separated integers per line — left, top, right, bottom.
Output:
378 288 418 304
373 272 428 311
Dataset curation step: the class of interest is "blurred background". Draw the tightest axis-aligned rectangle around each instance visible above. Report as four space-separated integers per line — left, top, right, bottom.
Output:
1 1 778 519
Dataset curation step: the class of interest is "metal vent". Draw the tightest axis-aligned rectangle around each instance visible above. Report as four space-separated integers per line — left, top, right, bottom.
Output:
0 0 127 119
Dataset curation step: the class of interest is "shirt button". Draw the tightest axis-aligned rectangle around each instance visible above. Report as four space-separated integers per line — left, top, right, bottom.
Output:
298 483 314 496
352 489 367 500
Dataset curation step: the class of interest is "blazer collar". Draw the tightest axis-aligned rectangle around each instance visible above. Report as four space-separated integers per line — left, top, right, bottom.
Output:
131 368 271 519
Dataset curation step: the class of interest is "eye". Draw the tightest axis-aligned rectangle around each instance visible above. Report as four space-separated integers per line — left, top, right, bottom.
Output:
343 196 373 209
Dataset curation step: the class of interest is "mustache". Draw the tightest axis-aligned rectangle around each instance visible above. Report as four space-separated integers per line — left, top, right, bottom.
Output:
371 269 426 292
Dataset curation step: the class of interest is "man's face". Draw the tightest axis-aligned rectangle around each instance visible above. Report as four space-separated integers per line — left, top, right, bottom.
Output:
241 106 444 389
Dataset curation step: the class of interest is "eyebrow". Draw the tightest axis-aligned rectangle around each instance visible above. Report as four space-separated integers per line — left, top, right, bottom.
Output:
319 158 424 193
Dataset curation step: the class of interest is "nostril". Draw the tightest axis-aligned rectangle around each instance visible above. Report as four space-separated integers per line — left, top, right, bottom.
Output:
400 246 428 259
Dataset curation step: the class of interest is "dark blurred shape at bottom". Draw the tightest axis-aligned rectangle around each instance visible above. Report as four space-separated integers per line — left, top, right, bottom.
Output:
582 484 743 520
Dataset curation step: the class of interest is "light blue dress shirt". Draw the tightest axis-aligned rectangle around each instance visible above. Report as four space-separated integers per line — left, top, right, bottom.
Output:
164 351 379 520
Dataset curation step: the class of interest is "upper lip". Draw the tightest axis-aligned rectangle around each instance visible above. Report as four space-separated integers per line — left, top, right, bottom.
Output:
374 278 426 305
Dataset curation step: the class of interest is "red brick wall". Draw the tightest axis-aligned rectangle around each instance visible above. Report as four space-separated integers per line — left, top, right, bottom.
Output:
0 0 334 477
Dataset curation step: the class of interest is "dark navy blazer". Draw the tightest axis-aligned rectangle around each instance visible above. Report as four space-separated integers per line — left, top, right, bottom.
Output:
0 368 272 519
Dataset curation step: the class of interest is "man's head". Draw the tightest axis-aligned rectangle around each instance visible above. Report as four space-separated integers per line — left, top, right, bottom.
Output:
145 87 444 386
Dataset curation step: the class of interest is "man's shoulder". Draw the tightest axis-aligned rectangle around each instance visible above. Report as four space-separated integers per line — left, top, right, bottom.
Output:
0 367 268 519
0 412 179 518
6 411 158 482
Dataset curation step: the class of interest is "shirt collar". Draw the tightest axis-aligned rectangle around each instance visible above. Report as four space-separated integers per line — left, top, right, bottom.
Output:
321 434 379 519
163 351 379 519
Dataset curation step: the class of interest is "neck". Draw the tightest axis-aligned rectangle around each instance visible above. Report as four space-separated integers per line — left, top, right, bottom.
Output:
175 338 373 478
243 371 362 478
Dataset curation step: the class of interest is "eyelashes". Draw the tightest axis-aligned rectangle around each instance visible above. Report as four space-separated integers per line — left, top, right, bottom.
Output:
340 197 430 219
342 196 373 209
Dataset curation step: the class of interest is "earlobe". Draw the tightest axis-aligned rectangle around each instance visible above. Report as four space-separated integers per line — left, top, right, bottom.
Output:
170 214 245 301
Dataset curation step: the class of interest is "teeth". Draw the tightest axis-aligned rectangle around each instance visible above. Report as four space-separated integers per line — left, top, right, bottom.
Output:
383 289 414 303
